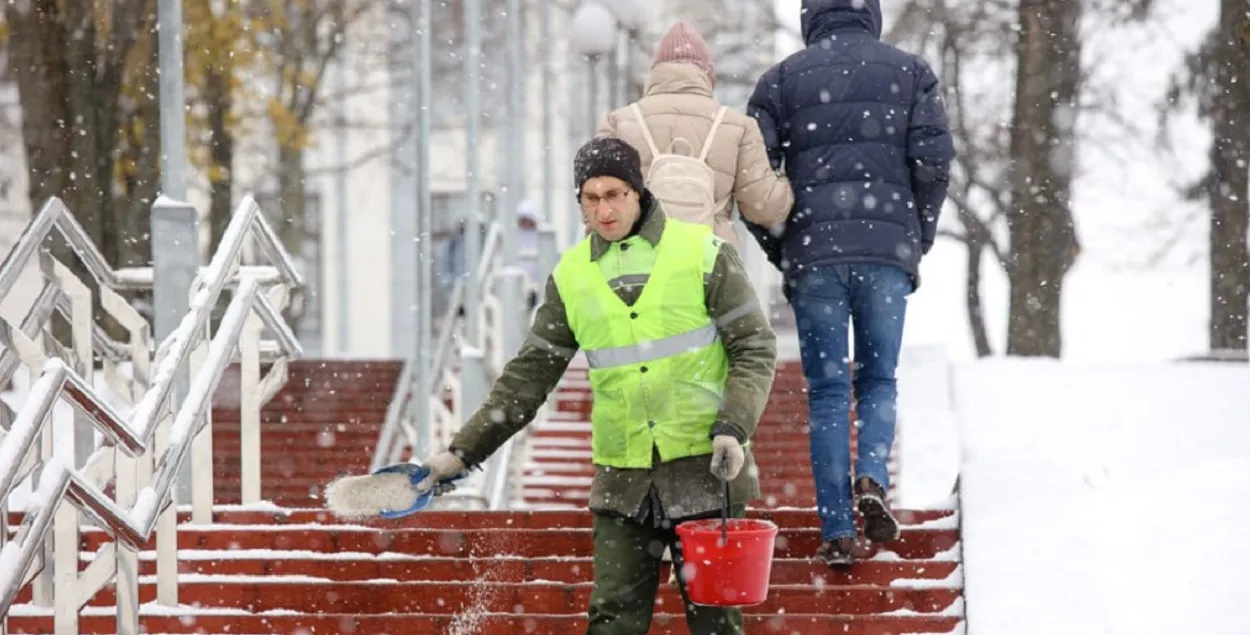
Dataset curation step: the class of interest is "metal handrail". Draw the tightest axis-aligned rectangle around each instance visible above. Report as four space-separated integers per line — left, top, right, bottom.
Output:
0 194 303 630
130 196 299 446
0 196 300 298
0 277 292 610
0 196 300 391
371 219 541 511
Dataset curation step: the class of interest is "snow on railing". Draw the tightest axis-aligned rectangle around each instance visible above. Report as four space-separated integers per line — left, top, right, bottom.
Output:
0 195 303 635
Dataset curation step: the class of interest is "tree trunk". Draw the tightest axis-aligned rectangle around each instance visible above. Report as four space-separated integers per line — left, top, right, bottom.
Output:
206 65 235 254
1004 0 1083 358
5 0 148 341
1206 0 1250 353
964 239 993 358
7 1 107 254
115 31 159 268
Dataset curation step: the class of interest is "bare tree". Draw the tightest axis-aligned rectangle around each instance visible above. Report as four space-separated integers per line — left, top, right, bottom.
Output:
1001 0 1084 357
885 0 1159 357
3 1 159 283
930 0 1015 357
384 0 514 130
1160 0 1250 354
230 0 392 332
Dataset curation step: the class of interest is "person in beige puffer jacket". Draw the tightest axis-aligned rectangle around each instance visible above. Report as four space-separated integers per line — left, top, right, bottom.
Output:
595 21 793 249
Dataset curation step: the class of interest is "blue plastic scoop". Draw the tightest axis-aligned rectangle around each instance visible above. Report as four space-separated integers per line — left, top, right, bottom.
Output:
370 462 470 519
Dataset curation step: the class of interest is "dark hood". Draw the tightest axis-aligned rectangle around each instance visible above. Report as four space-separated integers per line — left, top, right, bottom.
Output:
801 0 883 44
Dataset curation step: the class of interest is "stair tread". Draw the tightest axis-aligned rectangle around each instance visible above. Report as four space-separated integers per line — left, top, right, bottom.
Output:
6 613 965 635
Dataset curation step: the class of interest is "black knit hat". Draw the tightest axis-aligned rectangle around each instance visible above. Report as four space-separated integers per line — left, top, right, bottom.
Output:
573 137 646 196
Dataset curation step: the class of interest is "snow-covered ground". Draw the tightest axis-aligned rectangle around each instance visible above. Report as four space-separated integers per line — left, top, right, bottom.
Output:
948 358 1250 635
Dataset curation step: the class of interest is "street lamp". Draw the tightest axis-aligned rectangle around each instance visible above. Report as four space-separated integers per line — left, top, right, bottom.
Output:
599 0 643 108
603 0 645 30
571 2 617 136
569 1 617 246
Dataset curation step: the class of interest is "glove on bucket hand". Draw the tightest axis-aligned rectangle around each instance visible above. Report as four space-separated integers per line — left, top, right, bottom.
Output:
709 435 745 481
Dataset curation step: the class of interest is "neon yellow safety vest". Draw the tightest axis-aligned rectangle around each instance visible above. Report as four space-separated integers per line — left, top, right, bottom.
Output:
552 219 729 469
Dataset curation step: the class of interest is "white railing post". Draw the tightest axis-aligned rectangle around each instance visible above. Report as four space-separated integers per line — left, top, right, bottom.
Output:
189 325 213 523
238 310 263 504
48 256 93 632
52 503 78 635
0 194 306 633
30 397 54 608
154 400 179 607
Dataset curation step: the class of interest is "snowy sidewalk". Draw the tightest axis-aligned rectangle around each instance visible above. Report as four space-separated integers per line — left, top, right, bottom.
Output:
954 359 1250 635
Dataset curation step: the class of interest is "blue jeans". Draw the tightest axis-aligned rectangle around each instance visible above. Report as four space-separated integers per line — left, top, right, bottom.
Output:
789 264 911 541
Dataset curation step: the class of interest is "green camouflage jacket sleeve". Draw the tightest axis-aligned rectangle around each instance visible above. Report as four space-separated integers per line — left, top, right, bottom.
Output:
704 241 778 442
449 276 578 467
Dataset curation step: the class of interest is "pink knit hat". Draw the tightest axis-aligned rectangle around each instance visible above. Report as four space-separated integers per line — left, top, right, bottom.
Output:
652 22 715 80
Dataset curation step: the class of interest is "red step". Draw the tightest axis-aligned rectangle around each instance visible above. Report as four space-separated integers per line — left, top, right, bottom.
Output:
72 526 958 560
16 580 962 614
7 613 963 635
10 508 952 529
84 554 956 586
4 358 962 635
209 360 398 506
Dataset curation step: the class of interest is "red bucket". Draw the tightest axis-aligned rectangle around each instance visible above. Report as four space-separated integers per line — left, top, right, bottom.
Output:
675 518 779 607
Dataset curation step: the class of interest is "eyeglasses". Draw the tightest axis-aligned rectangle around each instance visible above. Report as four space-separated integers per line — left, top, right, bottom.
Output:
579 188 631 211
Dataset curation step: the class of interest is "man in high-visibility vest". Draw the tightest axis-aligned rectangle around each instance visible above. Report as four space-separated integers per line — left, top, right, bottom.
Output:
417 137 778 635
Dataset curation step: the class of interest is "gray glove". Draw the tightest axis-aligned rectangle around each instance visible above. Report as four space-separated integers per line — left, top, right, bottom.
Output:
415 451 467 494
709 435 745 481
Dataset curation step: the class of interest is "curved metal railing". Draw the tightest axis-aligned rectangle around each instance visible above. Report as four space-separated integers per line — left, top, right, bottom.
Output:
0 194 303 634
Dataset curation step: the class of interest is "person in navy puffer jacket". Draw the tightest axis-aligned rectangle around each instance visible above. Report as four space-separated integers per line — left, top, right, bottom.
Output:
745 0 954 569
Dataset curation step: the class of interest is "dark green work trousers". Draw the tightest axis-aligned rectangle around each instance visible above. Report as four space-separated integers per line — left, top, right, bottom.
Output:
586 508 746 635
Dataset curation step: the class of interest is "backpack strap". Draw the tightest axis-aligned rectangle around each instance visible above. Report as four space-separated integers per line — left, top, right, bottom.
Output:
697 106 729 162
629 103 662 158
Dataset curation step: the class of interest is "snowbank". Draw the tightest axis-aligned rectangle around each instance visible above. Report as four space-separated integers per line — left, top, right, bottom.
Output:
955 358 1250 635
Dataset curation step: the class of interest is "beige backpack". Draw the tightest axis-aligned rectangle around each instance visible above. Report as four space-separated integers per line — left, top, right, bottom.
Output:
629 103 730 228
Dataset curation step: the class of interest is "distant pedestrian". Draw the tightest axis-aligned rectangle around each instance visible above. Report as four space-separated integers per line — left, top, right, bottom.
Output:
597 21 793 249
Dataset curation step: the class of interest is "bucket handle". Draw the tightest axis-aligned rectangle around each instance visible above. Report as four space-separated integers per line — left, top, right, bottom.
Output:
719 465 731 545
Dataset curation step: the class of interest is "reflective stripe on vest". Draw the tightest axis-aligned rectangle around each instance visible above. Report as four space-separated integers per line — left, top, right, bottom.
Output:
583 322 719 369
552 218 728 469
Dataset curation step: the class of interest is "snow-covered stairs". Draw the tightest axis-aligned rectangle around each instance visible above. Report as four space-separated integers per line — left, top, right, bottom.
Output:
519 362 594 507
5 507 963 634
754 360 902 508
210 360 402 506
508 359 962 634
3 359 962 633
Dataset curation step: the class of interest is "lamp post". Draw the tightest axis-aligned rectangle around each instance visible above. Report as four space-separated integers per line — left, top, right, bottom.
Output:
540 0 555 254
602 0 645 108
414 0 434 460
155 0 195 505
460 0 488 414
569 2 618 246
495 0 528 359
